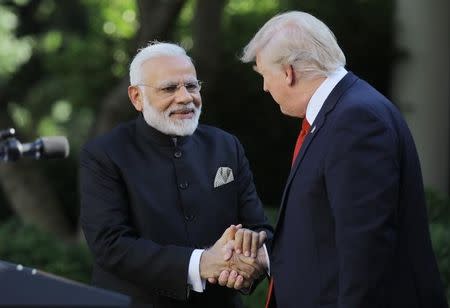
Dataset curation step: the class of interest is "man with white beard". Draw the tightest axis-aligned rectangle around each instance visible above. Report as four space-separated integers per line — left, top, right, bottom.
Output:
79 42 272 308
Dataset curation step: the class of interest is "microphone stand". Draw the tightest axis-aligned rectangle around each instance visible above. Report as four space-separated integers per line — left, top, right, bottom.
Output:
0 128 21 162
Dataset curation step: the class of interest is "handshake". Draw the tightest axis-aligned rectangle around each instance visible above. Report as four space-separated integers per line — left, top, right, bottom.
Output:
199 224 268 290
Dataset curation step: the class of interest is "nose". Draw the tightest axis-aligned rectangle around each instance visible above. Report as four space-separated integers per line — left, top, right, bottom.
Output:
174 85 193 103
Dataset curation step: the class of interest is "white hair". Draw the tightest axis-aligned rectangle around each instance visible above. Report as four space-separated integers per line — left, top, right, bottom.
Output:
241 11 346 78
129 41 191 85
142 96 201 136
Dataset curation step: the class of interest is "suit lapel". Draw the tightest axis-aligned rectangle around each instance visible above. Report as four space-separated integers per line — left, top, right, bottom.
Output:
273 72 359 234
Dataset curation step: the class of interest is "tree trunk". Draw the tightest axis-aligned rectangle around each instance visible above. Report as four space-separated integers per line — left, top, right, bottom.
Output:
0 1 74 240
0 161 73 239
191 0 228 122
0 0 189 242
192 0 228 85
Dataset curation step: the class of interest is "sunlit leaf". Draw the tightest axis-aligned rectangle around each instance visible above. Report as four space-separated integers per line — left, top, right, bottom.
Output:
0 6 33 78
13 0 30 6
35 0 56 21
8 102 32 129
0 6 18 31
51 100 72 123
103 21 116 35
41 30 63 53
226 0 279 15
37 116 64 136
83 0 138 39
122 10 135 23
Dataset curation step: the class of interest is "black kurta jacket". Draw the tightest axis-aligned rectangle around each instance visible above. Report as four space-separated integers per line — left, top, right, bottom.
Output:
80 115 273 308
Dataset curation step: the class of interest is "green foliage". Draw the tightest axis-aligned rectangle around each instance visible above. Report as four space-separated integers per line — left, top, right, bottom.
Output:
431 223 450 302
427 189 450 302
0 219 92 283
242 278 270 308
0 0 399 209
0 4 33 81
2 0 137 144
0 0 447 306
0 202 448 306
0 0 138 224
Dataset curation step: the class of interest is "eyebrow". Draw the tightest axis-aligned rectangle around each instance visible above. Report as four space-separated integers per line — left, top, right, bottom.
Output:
158 78 197 87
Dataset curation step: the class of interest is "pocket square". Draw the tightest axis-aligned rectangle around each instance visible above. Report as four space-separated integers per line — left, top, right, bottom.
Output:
214 167 234 188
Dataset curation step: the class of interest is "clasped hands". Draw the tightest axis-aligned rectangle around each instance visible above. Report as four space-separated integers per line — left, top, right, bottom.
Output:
199 224 267 290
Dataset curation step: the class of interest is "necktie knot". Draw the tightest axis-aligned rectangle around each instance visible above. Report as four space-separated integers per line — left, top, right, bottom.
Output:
301 118 311 134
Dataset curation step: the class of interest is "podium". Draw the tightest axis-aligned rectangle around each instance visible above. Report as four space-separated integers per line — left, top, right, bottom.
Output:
0 260 130 306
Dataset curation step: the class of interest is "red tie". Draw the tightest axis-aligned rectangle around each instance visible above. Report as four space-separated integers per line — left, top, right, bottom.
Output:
291 118 311 165
265 119 311 308
264 278 275 308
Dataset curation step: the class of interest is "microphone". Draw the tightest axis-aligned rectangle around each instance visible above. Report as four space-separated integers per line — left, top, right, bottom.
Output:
0 128 15 141
0 136 69 162
21 137 69 160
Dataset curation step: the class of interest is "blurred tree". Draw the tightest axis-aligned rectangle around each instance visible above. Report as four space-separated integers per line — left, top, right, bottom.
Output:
191 0 228 121
0 0 190 240
0 0 76 239
0 0 397 234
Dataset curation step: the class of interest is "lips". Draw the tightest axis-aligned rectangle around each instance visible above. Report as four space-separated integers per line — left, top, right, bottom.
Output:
169 108 195 119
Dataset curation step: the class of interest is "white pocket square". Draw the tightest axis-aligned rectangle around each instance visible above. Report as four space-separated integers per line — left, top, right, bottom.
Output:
214 167 234 188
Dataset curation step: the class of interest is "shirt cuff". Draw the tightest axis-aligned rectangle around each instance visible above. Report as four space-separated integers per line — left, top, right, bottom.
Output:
263 244 270 275
188 249 206 293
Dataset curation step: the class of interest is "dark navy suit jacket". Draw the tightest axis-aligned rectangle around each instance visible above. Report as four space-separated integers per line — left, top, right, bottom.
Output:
79 116 273 307
270 72 447 308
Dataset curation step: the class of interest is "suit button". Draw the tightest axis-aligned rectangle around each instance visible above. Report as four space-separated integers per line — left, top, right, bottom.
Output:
174 151 182 158
179 182 189 189
185 215 195 221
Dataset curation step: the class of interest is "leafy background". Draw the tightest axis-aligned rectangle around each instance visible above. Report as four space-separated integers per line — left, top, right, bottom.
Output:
0 0 448 306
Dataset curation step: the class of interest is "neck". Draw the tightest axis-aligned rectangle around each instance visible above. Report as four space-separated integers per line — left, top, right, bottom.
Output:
304 76 327 95
291 76 327 118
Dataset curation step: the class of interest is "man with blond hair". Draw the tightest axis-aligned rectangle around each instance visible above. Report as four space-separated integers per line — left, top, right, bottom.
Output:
237 11 446 308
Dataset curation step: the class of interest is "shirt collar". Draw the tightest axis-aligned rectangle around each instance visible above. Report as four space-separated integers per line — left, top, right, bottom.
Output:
305 67 348 124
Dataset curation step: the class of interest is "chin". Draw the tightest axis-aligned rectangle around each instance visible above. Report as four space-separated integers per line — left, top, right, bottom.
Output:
279 106 289 115
280 108 298 118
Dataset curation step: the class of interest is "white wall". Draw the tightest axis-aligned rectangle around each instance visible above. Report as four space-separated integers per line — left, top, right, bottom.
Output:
392 0 450 194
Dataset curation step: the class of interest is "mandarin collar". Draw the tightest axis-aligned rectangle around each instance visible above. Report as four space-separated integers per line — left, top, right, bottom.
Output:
136 114 190 147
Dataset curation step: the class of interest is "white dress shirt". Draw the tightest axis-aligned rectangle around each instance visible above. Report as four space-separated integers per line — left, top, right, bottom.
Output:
305 67 347 124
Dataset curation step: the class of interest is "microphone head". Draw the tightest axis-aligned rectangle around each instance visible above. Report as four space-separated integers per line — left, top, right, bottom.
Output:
39 136 69 159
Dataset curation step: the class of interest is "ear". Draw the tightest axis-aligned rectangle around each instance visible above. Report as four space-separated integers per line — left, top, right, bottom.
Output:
128 86 143 112
284 64 295 86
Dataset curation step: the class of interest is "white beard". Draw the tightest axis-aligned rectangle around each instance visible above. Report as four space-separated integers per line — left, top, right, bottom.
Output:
142 97 201 136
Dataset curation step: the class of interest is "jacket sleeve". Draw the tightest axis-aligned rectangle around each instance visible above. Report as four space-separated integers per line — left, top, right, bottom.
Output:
325 104 399 307
79 144 193 301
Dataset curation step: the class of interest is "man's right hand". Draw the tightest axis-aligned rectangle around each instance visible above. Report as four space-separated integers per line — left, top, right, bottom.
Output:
233 228 267 258
199 225 262 281
215 240 269 289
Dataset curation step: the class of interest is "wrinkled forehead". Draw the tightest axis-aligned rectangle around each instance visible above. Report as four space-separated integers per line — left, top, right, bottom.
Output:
141 55 197 84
